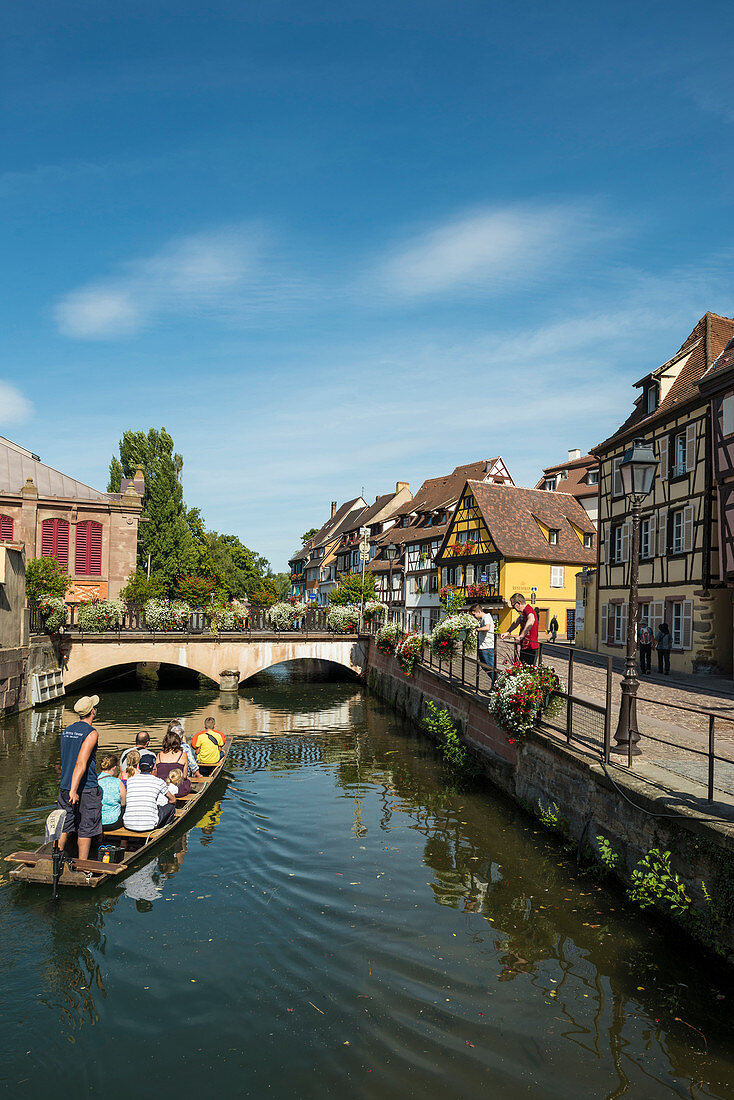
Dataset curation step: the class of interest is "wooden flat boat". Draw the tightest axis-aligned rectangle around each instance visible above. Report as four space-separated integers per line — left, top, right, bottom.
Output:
5 739 231 890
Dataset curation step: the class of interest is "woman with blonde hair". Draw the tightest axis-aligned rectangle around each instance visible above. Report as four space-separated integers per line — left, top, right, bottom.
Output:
123 749 140 785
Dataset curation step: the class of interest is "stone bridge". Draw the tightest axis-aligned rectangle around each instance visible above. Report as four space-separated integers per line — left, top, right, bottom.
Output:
62 632 367 691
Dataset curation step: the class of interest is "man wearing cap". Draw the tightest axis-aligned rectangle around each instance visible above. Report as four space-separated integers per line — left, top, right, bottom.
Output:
123 755 177 832
57 695 102 861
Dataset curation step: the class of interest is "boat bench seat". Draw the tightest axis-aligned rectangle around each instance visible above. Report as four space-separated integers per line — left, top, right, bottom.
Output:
103 824 167 839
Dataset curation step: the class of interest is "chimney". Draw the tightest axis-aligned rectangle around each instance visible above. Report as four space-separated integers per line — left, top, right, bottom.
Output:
568 449 581 461
331 501 337 518
396 481 409 493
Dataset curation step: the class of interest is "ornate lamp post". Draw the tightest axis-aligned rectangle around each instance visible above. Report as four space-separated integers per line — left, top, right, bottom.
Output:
385 544 398 623
612 438 658 757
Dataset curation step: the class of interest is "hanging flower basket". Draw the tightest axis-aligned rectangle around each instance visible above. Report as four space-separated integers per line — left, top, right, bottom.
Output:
144 598 191 631
487 662 565 744
363 600 388 623
37 596 69 635
429 613 478 659
77 598 126 633
376 622 404 654
327 604 360 633
395 633 426 677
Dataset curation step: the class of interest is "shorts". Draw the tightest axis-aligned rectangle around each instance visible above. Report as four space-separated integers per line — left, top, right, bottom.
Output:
57 787 103 839
519 648 538 667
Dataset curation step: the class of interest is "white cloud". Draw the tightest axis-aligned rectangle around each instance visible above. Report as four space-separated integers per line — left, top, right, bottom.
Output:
54 225 286 339
0 382 32 426
373 201 608 298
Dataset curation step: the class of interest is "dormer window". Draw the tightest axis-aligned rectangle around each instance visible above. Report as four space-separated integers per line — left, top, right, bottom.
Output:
646 384 658 414
587 470 599 485
548 528 559 545
544 476 556 491
558 470 568 480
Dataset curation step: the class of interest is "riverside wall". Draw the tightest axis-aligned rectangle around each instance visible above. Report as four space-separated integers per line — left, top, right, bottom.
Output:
0 637 60 719
365 639 734 960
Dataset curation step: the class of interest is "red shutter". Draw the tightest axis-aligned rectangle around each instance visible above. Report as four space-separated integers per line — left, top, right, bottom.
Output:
0 515 13 541
75 521 103 575
41 518 69 568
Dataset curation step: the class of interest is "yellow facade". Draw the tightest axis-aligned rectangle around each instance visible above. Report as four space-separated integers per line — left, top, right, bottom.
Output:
498 560 579 634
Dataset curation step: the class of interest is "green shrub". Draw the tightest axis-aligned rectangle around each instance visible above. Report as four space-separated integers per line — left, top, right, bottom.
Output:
627 848 692 916
26 557 70 602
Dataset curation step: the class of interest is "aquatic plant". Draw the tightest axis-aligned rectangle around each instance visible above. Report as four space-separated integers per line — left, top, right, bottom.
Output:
627 848 692 916
596 835 622 872
423 701 471 771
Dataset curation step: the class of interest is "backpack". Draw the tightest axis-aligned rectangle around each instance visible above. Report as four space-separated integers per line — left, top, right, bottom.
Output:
640 628 651 645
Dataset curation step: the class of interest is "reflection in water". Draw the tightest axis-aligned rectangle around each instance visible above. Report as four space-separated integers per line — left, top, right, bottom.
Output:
0 672 732 1098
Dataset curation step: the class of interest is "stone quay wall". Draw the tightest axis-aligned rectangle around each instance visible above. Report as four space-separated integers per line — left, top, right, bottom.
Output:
0 636 59 719
365 638 734 960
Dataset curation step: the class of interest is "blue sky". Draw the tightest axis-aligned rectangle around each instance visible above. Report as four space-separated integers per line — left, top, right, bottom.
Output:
2 0 734 569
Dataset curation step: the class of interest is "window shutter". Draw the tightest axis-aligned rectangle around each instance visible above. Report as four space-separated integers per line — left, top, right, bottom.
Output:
0 514 13 541
685 423 696 472
620 603 628 645
683 505 694 553
612 457 623 496
657 510 668 557
647 513 656 557
600 603 608 644
650 600 664 631
658 436 669 480
599 522 606 564
681 600 693 650
621 522 630 562
41 518 69 568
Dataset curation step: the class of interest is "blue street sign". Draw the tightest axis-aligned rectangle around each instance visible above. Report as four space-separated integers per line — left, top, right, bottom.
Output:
480 574 487 583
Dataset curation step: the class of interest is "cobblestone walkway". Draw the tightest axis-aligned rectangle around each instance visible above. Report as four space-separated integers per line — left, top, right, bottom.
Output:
423 639 734 806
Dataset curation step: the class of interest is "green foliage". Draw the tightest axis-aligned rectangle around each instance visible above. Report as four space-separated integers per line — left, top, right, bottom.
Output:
596 835 622 872
537 800 570 838
301 528 319 544
77 598 125 633
627 848 692 916
37 596 68 633
119 568 166 604
272 572 291 600
424 702 470 771
329 571 377 606
25 556 70 602
175 574 216 605
108 428 197 587
109 428 275 602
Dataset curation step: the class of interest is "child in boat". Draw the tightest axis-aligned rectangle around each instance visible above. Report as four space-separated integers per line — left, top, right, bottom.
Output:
98 753 126 831
166 768 184 797
123 749 140 788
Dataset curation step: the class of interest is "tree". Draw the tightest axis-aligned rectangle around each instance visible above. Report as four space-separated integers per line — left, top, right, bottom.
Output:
248 576 279 607
272 572 291 600
119 569 166 604
26 557 70 603
108 428 197 590
175 574 216 605
301 528 319 544
329 571 376 605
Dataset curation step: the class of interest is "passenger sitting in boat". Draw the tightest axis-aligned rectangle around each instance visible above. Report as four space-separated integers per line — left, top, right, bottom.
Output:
191 717 225 776
170 720 199 777
154 729 192 795
121 731 156 773
122 749 139 788
98 753 126 831
165 768 184 797
123 757 176 832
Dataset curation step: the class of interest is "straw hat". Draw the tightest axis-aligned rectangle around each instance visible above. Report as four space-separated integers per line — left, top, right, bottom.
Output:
73 694 99 718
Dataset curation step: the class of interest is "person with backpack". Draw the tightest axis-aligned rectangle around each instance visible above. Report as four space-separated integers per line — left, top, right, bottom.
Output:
548 614 559 643
191 716 225 776
638 620 652 674
654 622 671 674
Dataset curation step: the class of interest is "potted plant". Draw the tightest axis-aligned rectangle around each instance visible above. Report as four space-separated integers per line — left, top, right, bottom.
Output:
488 663 565 744
429 612 478 660
326 604 360 633
77 598 126 633
376 622 404 654
395 632 426 677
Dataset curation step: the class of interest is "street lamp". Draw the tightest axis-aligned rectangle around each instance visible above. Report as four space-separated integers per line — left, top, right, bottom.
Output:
612 437 658 757
385 544 398 623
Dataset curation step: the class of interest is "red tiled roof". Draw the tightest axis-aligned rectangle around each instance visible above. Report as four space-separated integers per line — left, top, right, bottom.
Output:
466 480 596 565
391 460 500 517
699 335 734 391
594 313 734 453
534 454 598 499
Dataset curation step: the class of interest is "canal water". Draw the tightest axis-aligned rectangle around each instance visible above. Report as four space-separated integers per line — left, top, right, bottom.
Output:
0 668 732 1099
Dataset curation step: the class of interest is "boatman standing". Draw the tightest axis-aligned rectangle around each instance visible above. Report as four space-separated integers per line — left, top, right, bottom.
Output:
57 695 102 861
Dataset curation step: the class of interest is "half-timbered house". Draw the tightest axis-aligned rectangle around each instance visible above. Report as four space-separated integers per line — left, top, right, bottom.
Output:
326 483 412 605
288 497 366 605
436 480 596 637
369 459 513 632
592 313 734 674
535 449 600 525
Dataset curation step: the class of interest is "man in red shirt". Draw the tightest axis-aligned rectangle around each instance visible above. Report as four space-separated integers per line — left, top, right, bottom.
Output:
501 593 540 666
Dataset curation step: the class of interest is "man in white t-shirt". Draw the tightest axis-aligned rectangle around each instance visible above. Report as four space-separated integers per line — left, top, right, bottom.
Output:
471 604 495 676
123 758 176 832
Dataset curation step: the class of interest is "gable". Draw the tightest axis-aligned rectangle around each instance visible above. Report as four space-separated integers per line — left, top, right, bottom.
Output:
437 484 499 560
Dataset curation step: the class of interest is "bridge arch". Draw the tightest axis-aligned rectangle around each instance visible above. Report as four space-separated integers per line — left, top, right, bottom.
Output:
62 636 367 691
